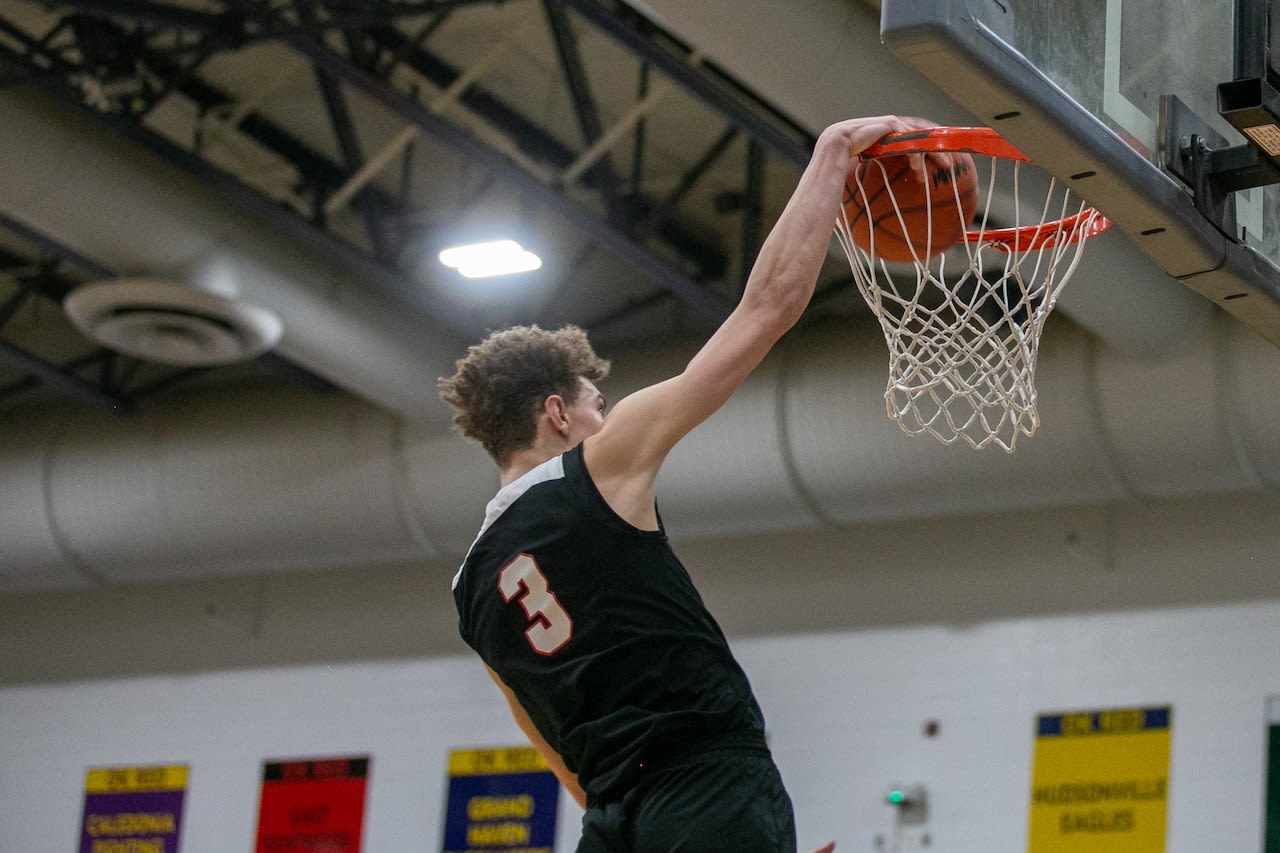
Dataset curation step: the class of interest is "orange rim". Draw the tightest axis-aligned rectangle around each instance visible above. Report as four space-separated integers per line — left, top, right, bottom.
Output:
861 126 1029 161
860 126 1112 251
968 210 1113 253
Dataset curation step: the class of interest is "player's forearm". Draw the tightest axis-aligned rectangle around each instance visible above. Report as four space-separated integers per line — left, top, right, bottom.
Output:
538 744 587 810
514 711 587 809
739 127 862 332
487 665 589 809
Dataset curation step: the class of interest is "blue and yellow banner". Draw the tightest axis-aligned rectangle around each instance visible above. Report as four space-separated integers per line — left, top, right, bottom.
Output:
441 747 559 853
1028 706 1171 852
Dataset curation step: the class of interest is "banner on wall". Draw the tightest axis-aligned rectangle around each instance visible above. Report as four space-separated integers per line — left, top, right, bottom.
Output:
1267 695 1280 853
253 755 370 853
79 763 188 853
1027 705 1171 853
441 746 560 853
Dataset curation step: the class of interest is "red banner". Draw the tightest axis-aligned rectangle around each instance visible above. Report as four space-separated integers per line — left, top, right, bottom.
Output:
254 756 369 853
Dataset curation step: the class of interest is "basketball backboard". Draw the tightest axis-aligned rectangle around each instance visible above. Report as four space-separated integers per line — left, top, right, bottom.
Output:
879 0 1280 348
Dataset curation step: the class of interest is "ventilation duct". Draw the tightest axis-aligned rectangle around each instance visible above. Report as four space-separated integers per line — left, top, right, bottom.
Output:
0 0 1267 596
1 314 1276 593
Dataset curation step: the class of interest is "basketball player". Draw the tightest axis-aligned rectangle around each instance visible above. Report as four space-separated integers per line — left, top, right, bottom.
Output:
441 115 929 853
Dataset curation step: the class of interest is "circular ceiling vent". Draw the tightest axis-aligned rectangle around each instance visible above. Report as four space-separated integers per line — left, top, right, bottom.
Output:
64 279 284 367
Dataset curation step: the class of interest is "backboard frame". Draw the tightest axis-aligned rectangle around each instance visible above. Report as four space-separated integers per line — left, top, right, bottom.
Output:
879 0 1280 347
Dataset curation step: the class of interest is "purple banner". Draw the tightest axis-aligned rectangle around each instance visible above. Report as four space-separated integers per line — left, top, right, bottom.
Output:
80 765 187 853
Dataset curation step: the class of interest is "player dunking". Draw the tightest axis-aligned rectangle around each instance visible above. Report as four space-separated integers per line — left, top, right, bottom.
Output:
441 116 928 852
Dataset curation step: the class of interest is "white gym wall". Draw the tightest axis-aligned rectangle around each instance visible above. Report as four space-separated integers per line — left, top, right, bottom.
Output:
2 487 1277 853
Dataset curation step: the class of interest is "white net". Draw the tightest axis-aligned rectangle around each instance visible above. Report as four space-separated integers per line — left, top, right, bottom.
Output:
835 153 1106 452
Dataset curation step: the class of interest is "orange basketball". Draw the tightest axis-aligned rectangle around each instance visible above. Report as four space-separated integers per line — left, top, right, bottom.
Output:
844 152 979 262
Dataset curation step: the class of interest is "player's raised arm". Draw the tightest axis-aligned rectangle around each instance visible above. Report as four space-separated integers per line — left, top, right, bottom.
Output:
583 116 921 525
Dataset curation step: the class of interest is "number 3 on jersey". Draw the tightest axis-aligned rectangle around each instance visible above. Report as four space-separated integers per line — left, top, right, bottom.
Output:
498 553 573 655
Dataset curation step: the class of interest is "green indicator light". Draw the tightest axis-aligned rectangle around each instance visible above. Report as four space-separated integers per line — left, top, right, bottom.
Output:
887 790 906 805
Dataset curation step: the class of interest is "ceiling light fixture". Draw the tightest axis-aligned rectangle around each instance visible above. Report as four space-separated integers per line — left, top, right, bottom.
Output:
438 239 542 279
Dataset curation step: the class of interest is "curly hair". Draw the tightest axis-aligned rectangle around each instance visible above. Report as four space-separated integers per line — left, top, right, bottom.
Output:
438 324 611 466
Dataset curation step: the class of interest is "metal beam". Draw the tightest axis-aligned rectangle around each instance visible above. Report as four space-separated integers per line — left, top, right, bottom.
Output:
277 0 509 30
312 64 395 258
323 21 528 217
4 11 403 223
562 76 674 187
133 38 221 120
638 125 740 239
44 0 237 35
0 340 132 412
356 17 728 277
558 0 814 167
0 288 30 332
541 0 625 217
361 21 587 169
629 62 651 194
0 211 115 280
283 33 736 321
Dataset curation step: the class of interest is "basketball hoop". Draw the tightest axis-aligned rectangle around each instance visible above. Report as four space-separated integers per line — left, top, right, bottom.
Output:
834 126 1111 452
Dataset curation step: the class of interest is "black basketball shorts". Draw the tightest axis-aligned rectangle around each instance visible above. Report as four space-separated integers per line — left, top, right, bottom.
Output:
576 747 797 853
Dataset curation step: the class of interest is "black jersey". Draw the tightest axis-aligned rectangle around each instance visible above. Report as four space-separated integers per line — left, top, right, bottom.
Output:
452 443 767 801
